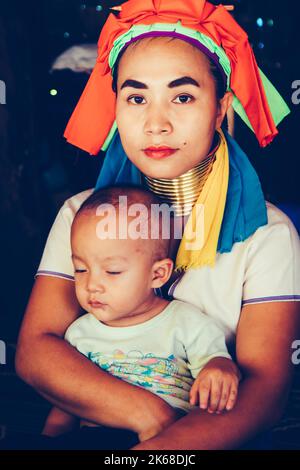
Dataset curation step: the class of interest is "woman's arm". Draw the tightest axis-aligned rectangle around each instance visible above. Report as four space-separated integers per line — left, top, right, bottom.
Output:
42 407 78 437
16 276 179 437
132 301 299 449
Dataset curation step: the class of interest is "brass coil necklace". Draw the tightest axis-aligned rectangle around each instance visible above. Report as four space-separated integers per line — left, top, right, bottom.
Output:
143 134 220 217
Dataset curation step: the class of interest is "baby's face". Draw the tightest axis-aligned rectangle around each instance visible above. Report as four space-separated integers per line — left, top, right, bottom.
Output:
116 37 223 179
71 210 163 326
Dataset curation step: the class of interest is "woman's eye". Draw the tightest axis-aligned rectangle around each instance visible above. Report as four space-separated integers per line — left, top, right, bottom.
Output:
106 271 121 275
75 269 87 273
173 94 193 104
127 95 146 105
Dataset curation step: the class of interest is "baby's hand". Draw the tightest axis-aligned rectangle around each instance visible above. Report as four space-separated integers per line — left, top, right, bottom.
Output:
189 357 241 414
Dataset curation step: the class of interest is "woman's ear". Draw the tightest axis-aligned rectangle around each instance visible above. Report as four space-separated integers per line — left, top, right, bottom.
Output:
215 91 233 129
151 258 174 289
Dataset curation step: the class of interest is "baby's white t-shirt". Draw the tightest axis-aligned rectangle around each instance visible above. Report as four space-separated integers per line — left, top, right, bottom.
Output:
64 300 231 413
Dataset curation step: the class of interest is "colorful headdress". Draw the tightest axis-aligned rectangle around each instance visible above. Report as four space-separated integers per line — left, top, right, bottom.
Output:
64 0 290 155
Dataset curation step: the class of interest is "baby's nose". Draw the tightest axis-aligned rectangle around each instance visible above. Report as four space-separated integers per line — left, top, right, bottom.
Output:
86 275 105 293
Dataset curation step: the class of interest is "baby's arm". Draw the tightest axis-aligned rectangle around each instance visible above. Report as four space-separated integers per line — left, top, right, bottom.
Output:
184 312 241 414
42 406 79 437
189 356 241 413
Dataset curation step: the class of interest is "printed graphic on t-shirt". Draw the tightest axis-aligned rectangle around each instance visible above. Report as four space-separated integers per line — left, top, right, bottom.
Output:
88 349 193 399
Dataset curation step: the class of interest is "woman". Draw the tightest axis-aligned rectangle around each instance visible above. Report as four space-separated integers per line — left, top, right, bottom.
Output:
16 0 300 449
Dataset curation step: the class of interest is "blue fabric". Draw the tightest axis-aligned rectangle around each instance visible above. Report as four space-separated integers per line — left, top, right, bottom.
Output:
95 130 268 253
217 131 268 252
95 131 141 188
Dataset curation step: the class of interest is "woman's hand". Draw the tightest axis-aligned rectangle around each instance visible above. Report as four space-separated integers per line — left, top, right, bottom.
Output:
189 357 241 413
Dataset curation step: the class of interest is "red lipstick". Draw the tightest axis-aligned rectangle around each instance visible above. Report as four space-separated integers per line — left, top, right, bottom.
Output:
143 146 178 159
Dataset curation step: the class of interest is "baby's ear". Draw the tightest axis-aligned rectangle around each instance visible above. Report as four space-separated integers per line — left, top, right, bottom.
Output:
151 258 174 288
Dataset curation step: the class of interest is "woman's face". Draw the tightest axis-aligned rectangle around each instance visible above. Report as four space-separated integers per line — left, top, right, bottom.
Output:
116 37 230 179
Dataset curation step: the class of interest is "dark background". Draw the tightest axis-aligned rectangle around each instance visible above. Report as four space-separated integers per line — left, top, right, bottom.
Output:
0 0 299 447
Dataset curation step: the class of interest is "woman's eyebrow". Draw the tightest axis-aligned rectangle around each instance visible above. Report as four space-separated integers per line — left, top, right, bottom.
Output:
169 76 200 88
121 79 148 90
120 76 200 90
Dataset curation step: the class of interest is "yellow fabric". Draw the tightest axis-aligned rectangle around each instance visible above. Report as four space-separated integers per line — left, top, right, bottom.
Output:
175 129 229 271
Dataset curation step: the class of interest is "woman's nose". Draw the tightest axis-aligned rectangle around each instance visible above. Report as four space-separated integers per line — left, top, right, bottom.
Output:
144 106 173 136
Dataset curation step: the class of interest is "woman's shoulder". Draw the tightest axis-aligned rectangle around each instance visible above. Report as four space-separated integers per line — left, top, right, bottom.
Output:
61 188 94 214
265 201 297 226
252 201 299 246
36 189 94 280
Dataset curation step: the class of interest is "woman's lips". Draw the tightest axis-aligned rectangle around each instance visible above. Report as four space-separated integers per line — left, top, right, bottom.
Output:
143 147 178 159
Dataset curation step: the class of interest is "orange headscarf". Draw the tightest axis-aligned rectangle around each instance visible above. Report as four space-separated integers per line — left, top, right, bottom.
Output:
64 0 289 155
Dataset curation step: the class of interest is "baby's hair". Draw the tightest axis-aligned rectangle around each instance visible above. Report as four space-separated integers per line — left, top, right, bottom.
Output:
111 36 227 101
76 184 172 261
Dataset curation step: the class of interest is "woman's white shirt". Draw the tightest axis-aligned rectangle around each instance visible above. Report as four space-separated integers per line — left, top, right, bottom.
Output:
37 189 300 343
